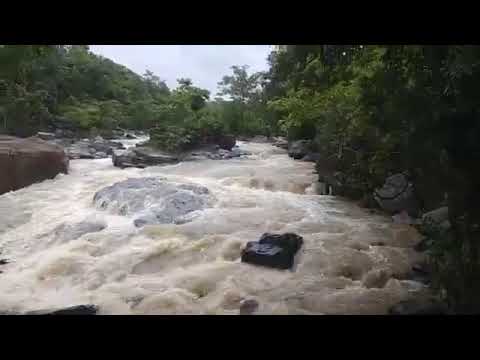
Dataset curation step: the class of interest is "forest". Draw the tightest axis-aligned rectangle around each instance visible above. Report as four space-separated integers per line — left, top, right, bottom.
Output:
1 44 479 313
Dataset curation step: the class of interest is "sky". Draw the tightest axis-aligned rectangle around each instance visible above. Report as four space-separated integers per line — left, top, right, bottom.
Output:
89 45 272 97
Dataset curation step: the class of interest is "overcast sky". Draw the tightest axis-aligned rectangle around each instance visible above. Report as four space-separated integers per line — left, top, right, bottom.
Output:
89 45 272 97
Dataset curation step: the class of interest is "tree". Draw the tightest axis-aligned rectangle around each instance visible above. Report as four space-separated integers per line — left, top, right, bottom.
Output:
217 65 262 103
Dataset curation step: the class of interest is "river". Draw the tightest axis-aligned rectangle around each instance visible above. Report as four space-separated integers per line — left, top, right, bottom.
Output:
0 138 429 314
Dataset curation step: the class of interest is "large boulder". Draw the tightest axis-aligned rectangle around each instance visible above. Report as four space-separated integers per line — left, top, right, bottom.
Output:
0 136 69 196
241 233 304 270
374 173 420 216
67 140 96 159
90 136 124 154
112 147 178 169
67 137 125 160
93 177 214 227
288 140 312 160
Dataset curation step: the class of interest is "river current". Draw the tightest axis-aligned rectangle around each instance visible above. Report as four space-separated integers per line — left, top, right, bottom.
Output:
0 138 428 314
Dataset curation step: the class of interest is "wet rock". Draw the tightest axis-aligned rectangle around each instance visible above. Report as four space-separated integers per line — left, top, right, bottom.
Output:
90 137 124 154
389 298 448 315
184 147 251 161
0 259 9 265
112 147 178 169
0 310 19 315
67 141 95 159
288 140 312 160
241 233 304 270
26 304 98 315
51 220 107 242
239 299 259 315
0 136 69 196
374 173 420 217
93 177 213 227
67 137 125 160
125 133 136 139
36 132 56 141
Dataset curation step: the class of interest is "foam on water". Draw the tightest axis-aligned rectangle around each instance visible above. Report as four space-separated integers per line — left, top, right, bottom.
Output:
0 138 428 314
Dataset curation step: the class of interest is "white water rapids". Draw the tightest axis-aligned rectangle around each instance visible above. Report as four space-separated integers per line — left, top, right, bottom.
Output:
0 138 429 314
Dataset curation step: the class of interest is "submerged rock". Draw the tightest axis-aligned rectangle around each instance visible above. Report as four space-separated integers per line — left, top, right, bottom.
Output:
239 299 259 315
112 147 178 169
36 132 56 141
93 177 213 227
241 233 304 270
26 304 98 315
66 137 125 160
183 147 251 161
51 220 107 242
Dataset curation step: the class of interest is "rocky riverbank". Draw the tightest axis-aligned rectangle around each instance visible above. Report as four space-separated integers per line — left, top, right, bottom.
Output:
266 136 451 314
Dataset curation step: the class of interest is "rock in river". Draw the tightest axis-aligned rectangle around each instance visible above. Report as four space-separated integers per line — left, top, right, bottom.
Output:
288 140 312 160
0 135 69 196
112 147 178 169
241 233 304 270
66 136 125 160
50 220 107 243
26 304 99 315
93 177 214 227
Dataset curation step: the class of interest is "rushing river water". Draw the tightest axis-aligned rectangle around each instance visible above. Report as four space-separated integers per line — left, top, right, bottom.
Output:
0 138 429 314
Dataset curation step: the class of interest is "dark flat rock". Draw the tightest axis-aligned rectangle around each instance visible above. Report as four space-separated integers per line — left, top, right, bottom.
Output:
241 233 304 270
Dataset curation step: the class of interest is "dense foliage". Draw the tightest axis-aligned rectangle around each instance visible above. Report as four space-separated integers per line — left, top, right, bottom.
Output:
0 45 175 137
263 45 480 313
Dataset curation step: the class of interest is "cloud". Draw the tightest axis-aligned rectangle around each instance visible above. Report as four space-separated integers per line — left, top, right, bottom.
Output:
89 45 271 96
